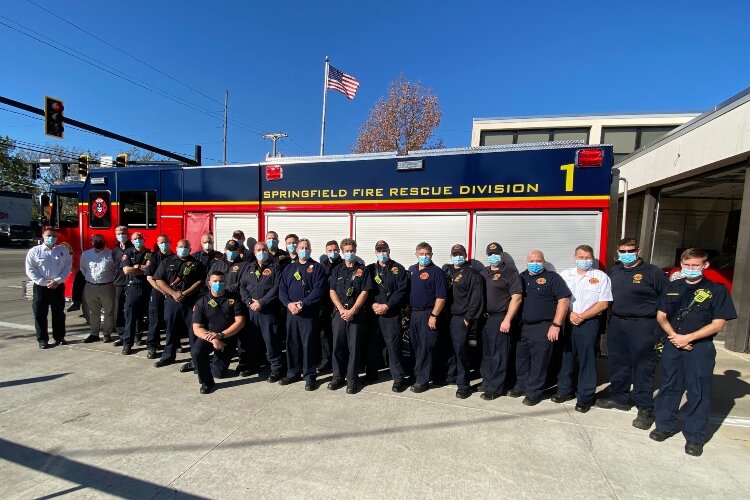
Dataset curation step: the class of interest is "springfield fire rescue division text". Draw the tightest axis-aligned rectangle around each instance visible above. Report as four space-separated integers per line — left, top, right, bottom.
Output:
263 183 541 200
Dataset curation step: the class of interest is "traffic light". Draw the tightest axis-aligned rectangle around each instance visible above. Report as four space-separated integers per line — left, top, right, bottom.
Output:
30 164 41 179
44 96 64 139
78 155 89 177
115 153 129 167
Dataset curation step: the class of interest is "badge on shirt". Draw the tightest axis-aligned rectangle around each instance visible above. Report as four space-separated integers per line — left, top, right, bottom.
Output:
419 272 429 280
589 277 600 285
374 275 383 285
262 268 271 276
454 273 463 283
355 268 363 278
183 263 192 276
121 254 128 261
306 265 314 273
255 270 261 278
346 287 354 297
208 298 218 308
144 252 152 261
632 273 643 283
492 273 502 281
536 277 546 285
391 266 399 274
232 265 240 272
694 289 712 303
228 298 235 305
294 270 302 281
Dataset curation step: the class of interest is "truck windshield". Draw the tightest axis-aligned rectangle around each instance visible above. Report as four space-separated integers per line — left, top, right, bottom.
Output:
53 192 79 228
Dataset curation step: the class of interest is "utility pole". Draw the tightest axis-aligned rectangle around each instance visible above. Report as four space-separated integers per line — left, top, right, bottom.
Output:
223 90 228 165
263 133 288 158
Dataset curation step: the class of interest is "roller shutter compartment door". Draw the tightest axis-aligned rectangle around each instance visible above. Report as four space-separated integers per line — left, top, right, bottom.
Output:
213 213 259 249
473 211 602 272
265 212 350 257
354 212 470 267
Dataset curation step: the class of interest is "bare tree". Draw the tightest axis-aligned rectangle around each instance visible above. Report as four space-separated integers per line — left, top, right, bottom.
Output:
353 75 443 154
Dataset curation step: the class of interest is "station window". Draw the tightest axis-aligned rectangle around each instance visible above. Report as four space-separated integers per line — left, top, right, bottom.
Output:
480 128 590 146
55 192 79 228
88 191 111 229
120 191 157 228
602 126 677 163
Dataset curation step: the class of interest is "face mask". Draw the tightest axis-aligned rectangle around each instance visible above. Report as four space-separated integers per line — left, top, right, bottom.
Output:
133 238 144 249
211 282 226 294
487 254 502 266
376 252 389 263
576 259 594 270
177 247 190 258
202 242 213 251
226 250 239 261
44 236 57 246
343 252 356 262
681 267 703 279
287 243 297 254
618 252 638 265
266 239 277 249
255 250 267 262
158 242 169 253
297 248 311 260
93 241 105 250
418 255 431 266
452 256 466 266
527 262 544 274
327 251 340 260
116 234 128 243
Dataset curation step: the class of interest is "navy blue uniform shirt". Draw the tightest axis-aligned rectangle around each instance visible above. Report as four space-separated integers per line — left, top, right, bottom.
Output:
408 262 447 310
367 259 409 315
657 278 736 337
329 262 373 318
444 263 485 321
112 241 133 286
279 259 327 310
238 260 280 311
481 264 524 315
521 268 571 323
609 261 667 317
120 248 152 286
208 257 244 293
153 255 207 304
192 292 245 334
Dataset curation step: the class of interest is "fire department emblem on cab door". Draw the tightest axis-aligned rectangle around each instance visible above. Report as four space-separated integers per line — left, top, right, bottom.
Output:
92 197 108 218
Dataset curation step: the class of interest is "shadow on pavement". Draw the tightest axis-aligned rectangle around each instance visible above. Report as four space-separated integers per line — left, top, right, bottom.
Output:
0 373 70 388
706 369 750 440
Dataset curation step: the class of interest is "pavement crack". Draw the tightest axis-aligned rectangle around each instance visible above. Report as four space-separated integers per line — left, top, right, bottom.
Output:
566 405 620 499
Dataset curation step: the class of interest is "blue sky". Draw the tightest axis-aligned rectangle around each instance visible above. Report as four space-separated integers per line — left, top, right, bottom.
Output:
1 1 749 164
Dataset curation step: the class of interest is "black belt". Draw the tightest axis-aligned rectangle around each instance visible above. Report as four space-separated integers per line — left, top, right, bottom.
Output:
523 319 551 325
486 311 508 317
613 314 656 320
412 306 434 312
86 281 113 286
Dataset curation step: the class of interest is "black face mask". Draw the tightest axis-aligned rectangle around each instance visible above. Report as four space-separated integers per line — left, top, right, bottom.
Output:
93 241 105 250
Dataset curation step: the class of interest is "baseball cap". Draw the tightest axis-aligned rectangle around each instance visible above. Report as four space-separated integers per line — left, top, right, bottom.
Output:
225 240 240 251
486 242 503 255
451 244 467 256
375 240 389 251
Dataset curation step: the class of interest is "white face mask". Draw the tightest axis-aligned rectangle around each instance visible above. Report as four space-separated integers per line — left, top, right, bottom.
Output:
203 242 213 251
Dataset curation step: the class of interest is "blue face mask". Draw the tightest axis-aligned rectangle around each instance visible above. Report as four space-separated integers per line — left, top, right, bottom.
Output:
527 262 544 274
343 252 356 262
487 254 502 266
158 242 169 253
255 250 268 262
576 259 594 270
44 236 57 246
418 255 431 266
132 238 144 249
287 243 297 254
297 248 311 260
116 234 128 243
327 251 340 260
376 252 389 263
618 252 638 265
211 282 226 294
177 247 190 258
226 250 239 261
266 239 277 249
452 256 466 266
681 267 703 279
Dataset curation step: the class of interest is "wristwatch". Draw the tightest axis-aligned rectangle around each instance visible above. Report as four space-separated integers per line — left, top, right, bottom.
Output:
551 322 562 328
430 312 438 318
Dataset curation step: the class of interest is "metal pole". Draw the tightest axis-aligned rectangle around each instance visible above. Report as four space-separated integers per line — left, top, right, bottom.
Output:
320 56 329 156
620 177 628 239
194 145 202 166
649 189 662 264
223 90 228 165
263 133 288 158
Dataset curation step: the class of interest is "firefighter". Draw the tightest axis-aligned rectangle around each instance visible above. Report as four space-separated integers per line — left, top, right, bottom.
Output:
367 240 410 392
554 245 612 412
443 244 484 399
238 241 284 382
649 248 736 456
153 239 207 370
284 234 300 264
266 230 290 269
191 233 222 278
278 238 327 390
120 232 152 355
327 238 372 394
597 238 668 430
144 234 171 359
191 270 246 394
232 230 248 259
317 239 343 373
508 250 570 406
112 226 132 342
408 242 447 393
478 242 523 401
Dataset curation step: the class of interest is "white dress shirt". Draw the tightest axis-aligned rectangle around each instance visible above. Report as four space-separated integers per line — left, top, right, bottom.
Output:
25 243 73 286
79 247 117 284
560 267 613 314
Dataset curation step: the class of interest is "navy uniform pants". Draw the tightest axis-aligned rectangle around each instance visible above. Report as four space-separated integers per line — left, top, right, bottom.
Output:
123 283 149 348
448 315 472 391
480 314 511 395
114 285 127 335
32 284 66 343
369 314 407 382
286 312 319 382
654 340 715 444
607 316 658 409
161 298 195 362
191 336 238 387
332 313 365 382
248 309 283 372
514 321 553 399
557 319 600 404
410 310 437 386
146 288 165 349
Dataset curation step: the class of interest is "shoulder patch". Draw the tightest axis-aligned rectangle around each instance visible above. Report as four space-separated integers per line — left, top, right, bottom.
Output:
262 268 272 276
355 268 363 277
492 273 502 281
391 266 399 274
232 265 240 272
633 273 643 283
536 277 546 285
419 272 429 280
228 298 235 305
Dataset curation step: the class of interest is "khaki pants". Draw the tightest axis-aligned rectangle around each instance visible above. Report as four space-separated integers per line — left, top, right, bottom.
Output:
84 282 115 336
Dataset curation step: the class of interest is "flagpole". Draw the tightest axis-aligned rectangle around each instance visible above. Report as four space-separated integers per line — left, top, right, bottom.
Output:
320 56 329 156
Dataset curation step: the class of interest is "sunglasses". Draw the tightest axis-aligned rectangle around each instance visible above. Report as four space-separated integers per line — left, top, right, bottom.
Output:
618 249 638 254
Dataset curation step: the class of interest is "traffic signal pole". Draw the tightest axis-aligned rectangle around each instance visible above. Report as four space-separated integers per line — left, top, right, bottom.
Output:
0 95 201 166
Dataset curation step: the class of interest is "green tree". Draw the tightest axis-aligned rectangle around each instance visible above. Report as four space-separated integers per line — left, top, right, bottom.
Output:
0 137 36 194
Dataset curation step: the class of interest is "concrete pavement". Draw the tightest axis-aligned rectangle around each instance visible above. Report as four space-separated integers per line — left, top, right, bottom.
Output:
0 247 749 499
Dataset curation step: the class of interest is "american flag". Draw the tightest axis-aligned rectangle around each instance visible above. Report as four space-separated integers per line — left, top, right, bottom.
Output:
327 65 360 100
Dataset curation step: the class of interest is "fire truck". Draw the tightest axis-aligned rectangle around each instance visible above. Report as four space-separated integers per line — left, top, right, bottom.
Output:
39 142 615 297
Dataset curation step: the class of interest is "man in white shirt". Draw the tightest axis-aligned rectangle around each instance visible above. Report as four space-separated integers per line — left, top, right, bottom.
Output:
553 244 613 412
79 233 117 343
25 229 73 349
